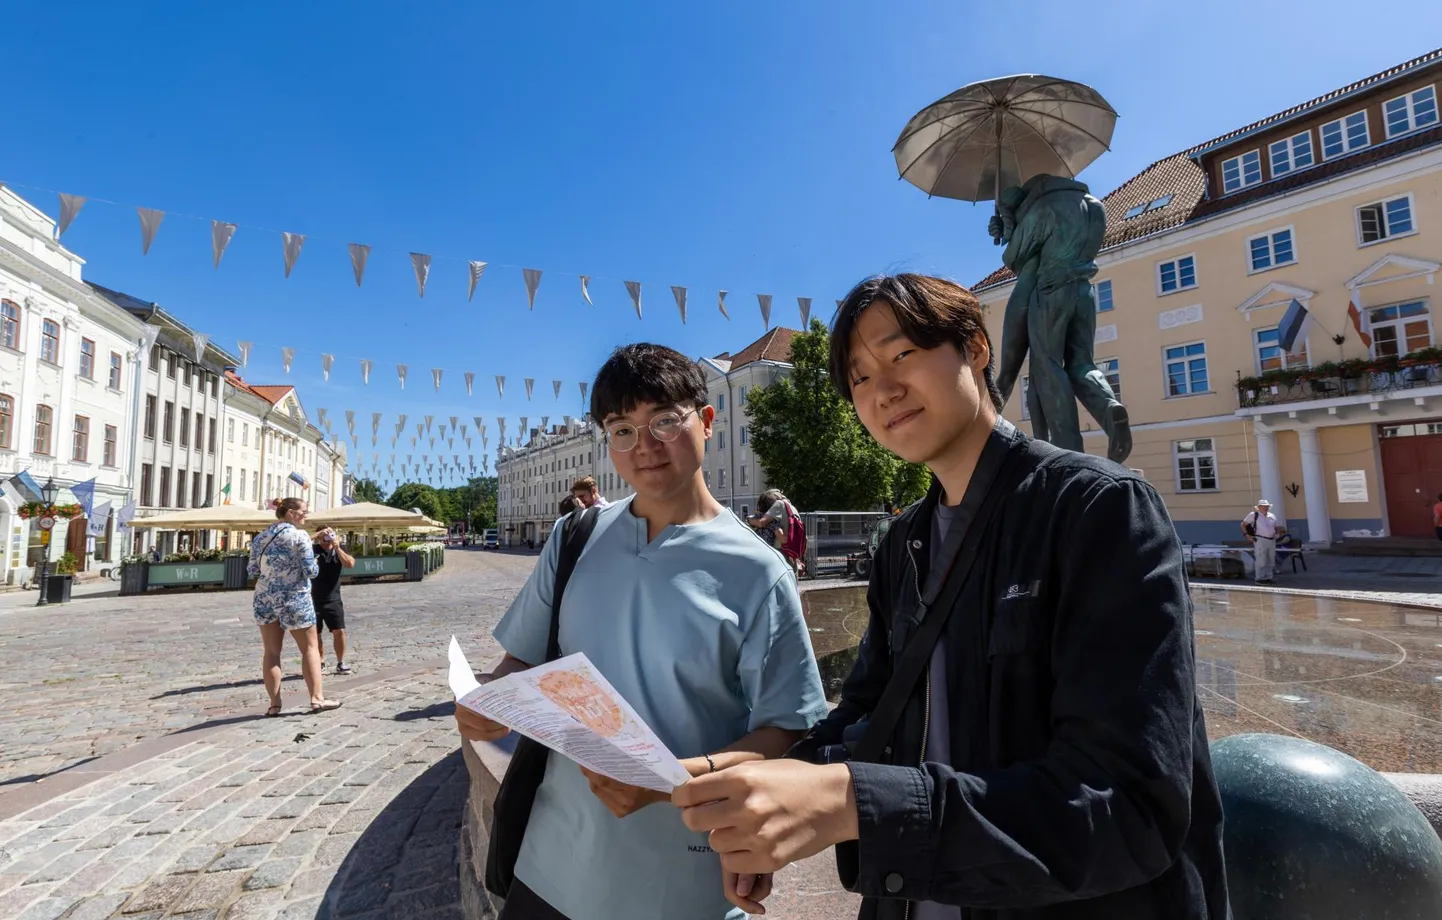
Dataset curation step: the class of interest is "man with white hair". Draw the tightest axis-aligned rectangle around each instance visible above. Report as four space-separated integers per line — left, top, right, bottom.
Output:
1241 499 1282 585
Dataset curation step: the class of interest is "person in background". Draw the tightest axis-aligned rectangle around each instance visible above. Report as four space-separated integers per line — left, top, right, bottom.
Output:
249 498 341 716
1241 499 1283 585
748 489 801 575
571 475 610 509
312 526 356 674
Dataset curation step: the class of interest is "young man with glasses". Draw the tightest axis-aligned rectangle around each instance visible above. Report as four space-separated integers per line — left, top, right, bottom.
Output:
455 343 827 920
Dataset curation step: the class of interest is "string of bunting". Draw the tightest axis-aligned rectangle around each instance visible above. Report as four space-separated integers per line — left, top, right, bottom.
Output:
20 184 834 331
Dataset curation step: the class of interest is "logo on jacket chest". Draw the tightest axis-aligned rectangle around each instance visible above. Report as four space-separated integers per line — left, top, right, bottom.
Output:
1001 580 1041 602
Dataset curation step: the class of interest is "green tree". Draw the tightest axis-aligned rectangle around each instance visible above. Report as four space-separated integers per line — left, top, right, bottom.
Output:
747 319 931 512
385 482 446 522
350 478 385 503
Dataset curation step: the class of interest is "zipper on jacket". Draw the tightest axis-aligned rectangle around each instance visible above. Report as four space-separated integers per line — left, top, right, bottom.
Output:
903 539 931 920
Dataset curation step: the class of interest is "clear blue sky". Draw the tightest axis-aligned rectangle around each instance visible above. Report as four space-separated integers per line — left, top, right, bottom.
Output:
4 1 1439 478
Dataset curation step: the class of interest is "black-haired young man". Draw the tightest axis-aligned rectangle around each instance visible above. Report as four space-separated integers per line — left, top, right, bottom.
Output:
675 274 1228 920
456 343 827 920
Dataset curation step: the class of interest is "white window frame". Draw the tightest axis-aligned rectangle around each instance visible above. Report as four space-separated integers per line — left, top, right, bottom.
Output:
1156 254 1198 296
1268 131 1315 177
1220 150 1263 193
1356 193 1417 247
1384 84 1439 139
1163 339 1210 398
1367 299 1432 359
1320 110 1370 160
1254 326 1310 375
1173 438 1220 493
1246 226 1297 274
1094 279 1114 313
1097 357 1121 403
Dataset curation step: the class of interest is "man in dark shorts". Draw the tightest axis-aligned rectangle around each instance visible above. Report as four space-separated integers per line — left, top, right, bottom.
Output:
311 526 355 673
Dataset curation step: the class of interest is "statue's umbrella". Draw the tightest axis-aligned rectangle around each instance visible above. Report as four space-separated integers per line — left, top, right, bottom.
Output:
893 75 1117 204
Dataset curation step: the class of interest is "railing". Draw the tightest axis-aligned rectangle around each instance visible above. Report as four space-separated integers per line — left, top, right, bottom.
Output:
1236 358 1442 409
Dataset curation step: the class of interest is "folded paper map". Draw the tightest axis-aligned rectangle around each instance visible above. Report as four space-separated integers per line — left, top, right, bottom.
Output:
448 637 690 792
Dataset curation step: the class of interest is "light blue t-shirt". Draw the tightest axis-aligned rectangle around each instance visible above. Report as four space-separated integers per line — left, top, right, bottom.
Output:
493 497 829 920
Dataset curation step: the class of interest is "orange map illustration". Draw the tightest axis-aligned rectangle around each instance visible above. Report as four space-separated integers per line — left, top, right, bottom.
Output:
537 669 625 738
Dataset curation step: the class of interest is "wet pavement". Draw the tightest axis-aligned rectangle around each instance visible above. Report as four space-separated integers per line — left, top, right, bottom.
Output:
803 584 1442 774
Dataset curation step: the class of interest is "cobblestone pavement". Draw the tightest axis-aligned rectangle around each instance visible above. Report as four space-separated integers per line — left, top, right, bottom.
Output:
0 669 469 920
0 550 534 787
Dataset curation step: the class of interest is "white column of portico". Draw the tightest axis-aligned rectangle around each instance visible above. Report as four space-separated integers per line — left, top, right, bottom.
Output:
1254 423 1286 529
1298 426 1332 545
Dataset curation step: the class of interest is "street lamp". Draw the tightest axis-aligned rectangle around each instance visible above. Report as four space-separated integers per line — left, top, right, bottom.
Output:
35 477 58 607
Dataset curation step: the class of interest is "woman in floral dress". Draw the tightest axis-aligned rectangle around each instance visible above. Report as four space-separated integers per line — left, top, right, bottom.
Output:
249 497 342 716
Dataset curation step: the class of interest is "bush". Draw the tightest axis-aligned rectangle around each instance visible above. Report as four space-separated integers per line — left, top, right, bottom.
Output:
194 548 224 562
377 544 396 556
55 552 79 575
163 552 192 563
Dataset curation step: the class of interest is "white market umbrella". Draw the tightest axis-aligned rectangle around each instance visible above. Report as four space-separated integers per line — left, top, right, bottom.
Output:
893 75 1117 203
128 505 277 531
306 502 432 529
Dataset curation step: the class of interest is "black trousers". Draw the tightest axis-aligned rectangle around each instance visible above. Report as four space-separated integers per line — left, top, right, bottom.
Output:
498 881 572 920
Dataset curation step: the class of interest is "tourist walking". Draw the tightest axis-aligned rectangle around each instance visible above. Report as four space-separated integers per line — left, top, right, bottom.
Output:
674 274 1227 920
1242 498 1283 584
249 498 341 716
570 475 610 509
455 343 826 920
747 489 805 575
311 526 355 674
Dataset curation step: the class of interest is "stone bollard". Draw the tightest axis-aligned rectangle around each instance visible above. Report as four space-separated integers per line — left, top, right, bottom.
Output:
1214 733 1442 919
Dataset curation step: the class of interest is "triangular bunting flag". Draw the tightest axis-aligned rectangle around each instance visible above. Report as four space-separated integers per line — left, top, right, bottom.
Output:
449 416 459 430
345 410 355 429
524 378 535 400
211 221 236 268
464 372 474 396
553 380 562 399
757 294 772 329
468 260 487 301
431 368 443 391
397 364 408 390
137 207 164 254
191 333 208 363
281 347 295 373
282 232 305 277
579 382 588 406
322 354 334 381
672 285 688 324
349 243 371 286
624 280 642 319
360 359 373 385
798 297 812 327
57 193 86 238
237 340 253 368
580 275 593 306
411 253 431 297
473 416 483 432
718 290 729 319
425 416 434 434
495 375 505 398
523 268 542 310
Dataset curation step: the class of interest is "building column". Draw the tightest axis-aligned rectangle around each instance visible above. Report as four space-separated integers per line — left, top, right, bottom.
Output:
1254 423 1286 529
1298 426 1332 545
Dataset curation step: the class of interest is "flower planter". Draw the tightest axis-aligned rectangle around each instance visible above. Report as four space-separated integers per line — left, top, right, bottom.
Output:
147 561 226 588
120 562 150 596
342 555 409 578
223 555 252 589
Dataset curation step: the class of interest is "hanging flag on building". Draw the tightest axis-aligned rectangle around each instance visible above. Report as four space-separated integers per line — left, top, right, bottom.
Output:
117 500 137 530
1278 298 1311 352
70 478 98 516
1347 289 1374 348
87 502 113 537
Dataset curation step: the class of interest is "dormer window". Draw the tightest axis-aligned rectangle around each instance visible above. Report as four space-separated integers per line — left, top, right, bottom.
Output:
1221 150 1262 193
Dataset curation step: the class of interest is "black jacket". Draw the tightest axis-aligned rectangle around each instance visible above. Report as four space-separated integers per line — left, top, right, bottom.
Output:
792 427 1229 920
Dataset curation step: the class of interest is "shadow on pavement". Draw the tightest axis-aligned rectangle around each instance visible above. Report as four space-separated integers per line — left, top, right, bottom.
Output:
319 749 469 918
150 673 303 699
394 701 455 722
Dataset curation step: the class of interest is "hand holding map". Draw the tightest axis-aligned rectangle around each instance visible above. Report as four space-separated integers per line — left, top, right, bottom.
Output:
448 637 690 793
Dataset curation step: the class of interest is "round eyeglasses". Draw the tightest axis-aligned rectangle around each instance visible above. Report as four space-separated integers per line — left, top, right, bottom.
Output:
604 407 701 452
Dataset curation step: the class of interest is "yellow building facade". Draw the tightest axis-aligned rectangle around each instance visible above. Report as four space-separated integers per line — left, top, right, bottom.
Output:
976 48 1442 544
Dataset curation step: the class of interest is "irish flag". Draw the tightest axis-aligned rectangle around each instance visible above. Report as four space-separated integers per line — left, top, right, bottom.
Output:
1347 289 1373 348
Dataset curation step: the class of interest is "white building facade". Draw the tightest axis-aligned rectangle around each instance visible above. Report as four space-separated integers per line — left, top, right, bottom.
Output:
0 188 149 583
221 375 347 513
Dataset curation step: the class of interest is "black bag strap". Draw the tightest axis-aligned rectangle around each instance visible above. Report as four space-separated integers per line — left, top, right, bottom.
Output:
544 506 601 662
852 433 1039 763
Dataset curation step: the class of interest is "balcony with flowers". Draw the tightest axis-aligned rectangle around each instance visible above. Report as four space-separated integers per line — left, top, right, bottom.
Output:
1236 346 1442 409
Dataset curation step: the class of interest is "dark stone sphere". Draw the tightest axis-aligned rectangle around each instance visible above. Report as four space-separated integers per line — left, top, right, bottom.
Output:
1213 733 1442 919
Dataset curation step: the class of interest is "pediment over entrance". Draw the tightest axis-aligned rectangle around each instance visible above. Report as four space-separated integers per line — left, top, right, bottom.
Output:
1347 253 1440 291
1237 281 1316 315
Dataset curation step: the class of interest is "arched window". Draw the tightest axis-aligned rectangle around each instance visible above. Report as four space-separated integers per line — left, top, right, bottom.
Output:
0 394 12 449
40 319 60 364
33 404 53 455
0 300 18 351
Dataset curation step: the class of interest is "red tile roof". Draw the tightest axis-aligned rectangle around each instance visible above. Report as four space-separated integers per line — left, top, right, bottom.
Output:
974 48 1442 291
722 327 799 369
225 371 292 406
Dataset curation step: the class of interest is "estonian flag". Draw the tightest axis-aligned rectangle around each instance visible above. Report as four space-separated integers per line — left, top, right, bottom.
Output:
1278 298 1311 353
7 470 44 504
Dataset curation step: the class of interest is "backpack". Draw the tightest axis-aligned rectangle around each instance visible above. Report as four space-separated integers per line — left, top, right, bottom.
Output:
781 502 807 562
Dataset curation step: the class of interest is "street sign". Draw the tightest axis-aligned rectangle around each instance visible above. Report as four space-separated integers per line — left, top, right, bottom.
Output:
40 529 51 546
37 516 55 531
